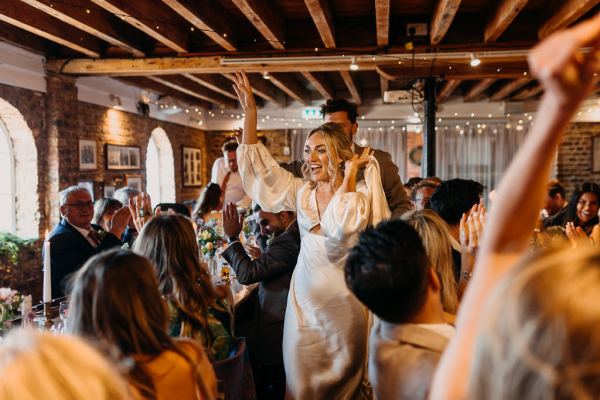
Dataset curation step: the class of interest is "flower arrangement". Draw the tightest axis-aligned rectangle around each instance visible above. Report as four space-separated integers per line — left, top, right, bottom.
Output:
197 219 221 257
0 287 22 330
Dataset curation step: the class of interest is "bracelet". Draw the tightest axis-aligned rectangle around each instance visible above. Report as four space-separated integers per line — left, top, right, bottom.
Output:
463 270 473 281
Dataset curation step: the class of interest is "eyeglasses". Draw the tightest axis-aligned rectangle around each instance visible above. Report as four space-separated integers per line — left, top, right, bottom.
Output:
64 201 94 209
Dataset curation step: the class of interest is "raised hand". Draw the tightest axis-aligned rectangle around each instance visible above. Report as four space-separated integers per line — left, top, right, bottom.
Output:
232 71 256 114
528 14 600 107
344 147 371 174
231 71 258 144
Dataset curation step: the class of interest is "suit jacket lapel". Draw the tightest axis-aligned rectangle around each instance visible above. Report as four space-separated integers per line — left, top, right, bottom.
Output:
60 219 95 251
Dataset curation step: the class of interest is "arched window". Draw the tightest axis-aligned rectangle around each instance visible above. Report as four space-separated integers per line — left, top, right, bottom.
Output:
146 127 176 207
0 98 39 238
0 121 15 233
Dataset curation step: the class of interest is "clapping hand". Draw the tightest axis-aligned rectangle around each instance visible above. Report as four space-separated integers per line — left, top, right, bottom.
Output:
222 202 243 239
460 202 487 256
128 192 153 233
566 221 590 247
109 206 132 239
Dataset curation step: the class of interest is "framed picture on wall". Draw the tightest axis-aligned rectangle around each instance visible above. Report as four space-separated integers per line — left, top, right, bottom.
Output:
79 140 97 170
104 185 115 198
593 136 600 173
106 144 141 170
77 181 95 201
182 146 202 187
126 176 143 192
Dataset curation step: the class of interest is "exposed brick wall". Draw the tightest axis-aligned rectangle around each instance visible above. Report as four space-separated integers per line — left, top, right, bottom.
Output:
556 122 600 198
0 76 209 301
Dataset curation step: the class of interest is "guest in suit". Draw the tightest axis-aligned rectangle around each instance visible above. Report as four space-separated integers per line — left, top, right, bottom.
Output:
280 99 411 218
46 186 130 299
345 219 454 400
221 202 299 400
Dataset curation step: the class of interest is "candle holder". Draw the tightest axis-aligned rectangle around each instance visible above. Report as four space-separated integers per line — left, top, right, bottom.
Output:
43 301 54 329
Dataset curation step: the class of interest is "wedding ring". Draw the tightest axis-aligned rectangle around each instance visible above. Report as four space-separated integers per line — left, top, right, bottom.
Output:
139 210 147 217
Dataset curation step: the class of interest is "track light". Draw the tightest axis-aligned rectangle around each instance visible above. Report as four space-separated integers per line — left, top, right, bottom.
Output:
469 53 481 67
350 57 359 71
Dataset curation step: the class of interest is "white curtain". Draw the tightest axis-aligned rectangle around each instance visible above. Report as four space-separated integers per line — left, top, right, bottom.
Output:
291 127 407 180
436 123 529 193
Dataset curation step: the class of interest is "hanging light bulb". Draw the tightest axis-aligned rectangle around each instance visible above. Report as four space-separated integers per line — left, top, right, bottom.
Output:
350 57 359 71
262 71 271 80
469 53 481 67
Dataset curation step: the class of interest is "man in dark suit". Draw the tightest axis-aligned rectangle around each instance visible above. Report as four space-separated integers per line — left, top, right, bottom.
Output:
221 202 300 400
45 186 130 299
281 99 411 219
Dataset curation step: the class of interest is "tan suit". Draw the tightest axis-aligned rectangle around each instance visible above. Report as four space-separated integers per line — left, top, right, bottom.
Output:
369 320 452 400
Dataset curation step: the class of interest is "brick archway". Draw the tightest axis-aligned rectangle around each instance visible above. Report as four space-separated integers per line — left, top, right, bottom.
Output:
0 98 39 238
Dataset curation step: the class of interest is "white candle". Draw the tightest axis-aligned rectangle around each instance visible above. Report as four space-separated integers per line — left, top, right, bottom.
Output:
43 230 51 303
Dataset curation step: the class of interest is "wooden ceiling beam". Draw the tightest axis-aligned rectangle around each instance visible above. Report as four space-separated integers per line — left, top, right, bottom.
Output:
230 0 285 50
490 77 532 101
484 0 529 43
339 71 362 104
268 73 311 105
222 73 285 107
301 72 334 99
149 75 237 108
376 63 529 80
90 0 189 52
437 79 462 102
511 83 543 100
305 0 336 48
161 0 237 51
0 0 102 57
183 74 238 100
375 0 390 47
463 79 496 102
0 20 51 55
47 53 531 75
430 0 462 45
539 0 600 39
118 76 212 109
19 0 145 56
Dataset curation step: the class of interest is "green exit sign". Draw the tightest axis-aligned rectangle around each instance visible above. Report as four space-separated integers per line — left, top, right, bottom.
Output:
302 107 321 120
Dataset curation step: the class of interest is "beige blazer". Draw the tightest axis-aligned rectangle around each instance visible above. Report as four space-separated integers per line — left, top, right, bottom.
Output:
369 320 452 400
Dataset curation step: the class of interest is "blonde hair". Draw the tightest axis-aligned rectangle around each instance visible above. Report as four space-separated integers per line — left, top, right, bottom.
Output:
0 329 130 399
469 245 600 399
401 209 459 314
301 122 354 188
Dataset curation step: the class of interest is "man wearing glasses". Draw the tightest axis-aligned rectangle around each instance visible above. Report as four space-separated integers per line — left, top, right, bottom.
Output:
44 186 131 299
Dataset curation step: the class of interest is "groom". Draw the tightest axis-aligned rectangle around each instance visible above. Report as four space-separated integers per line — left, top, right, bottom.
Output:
281 99 411 219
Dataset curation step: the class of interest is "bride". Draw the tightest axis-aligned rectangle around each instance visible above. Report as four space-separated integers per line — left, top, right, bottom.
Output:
232 72 389 399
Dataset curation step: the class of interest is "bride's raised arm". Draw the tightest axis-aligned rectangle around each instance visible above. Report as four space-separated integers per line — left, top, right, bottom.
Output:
232 71 302 213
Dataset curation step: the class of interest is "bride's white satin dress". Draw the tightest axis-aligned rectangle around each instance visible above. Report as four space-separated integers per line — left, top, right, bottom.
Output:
238 142 389 399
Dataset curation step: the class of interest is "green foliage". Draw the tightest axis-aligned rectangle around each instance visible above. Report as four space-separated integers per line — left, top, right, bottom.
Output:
0 232 37 271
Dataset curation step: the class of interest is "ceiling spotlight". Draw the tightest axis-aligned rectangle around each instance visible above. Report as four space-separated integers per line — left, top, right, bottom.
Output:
262 71 271 80
350 57 359 71
469 53 481 67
